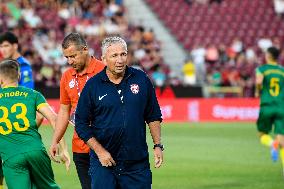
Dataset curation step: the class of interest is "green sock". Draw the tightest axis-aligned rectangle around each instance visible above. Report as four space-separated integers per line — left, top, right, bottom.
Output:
260 134 273 147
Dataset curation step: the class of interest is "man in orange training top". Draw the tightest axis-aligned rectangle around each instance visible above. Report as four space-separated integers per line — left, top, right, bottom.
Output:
50 33 105 189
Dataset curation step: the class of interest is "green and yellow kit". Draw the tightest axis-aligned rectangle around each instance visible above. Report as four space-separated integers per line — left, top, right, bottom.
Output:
256 63 284 134
0 86 59 189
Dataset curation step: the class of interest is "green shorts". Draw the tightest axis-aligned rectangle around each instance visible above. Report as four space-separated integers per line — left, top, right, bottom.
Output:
2 150 60 189
257 104 284 135
0 156 3 180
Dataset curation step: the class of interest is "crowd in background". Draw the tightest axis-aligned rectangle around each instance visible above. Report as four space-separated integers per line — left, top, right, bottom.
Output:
0 0 168 88
179 0 284 97
1 0 284 97
182 37 284 97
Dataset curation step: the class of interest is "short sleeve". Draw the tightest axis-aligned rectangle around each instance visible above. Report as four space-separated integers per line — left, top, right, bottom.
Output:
144 74 163 123
59 73 71 105
19 64 34 89
255 67 262 76
35 91 48 110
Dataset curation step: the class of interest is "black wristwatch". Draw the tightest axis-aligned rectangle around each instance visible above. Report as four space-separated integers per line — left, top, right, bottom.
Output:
153 144 164 151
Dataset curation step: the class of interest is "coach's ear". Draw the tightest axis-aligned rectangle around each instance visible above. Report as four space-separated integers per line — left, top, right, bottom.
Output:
101 54 107 65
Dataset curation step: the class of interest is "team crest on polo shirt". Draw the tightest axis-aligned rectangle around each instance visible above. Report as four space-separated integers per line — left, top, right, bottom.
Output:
130 84 139 94
69 79 75 89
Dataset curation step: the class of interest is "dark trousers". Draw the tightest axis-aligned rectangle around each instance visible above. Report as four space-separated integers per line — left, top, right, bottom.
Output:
73 153 91 189
90 159 152 189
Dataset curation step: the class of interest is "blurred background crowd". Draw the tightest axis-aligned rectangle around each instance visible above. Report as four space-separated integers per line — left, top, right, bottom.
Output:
1 0 284 97
0 0 168 87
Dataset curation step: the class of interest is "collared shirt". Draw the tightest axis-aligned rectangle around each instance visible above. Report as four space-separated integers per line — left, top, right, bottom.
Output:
75 66 162 162
60 57 105 153
17 56 34 89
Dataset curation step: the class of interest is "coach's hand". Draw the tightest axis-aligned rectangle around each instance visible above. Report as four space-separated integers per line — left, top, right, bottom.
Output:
154 148 163 168
97 149 116 167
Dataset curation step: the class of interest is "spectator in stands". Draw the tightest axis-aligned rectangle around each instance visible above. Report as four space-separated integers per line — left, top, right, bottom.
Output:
274 0 284 17
205 44 219 65
182 59 196 85
230 38 243 55
258 37 273 52
191 44 206 84
207 67 222 87
152 65 167 87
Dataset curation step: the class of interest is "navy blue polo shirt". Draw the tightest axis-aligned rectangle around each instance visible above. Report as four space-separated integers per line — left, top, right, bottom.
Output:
75 66 162 162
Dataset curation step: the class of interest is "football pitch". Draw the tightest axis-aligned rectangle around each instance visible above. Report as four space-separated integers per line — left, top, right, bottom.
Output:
7 122 284 189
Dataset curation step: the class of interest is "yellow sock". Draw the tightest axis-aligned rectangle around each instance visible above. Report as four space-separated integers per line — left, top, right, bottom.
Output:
0 185 3 189
280 148 284 166
260 134 273 147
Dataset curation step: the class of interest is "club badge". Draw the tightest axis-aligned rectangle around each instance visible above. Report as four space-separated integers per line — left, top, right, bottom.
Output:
69 79 75 89
130 84 139 94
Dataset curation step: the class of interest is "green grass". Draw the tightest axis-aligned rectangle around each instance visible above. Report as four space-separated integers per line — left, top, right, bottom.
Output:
5 122 284 189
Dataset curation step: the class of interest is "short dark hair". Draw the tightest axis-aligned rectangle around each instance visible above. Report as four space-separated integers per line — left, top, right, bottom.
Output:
0 59 19 81
267 47 280 61
62 33 87 50
0 31 18 44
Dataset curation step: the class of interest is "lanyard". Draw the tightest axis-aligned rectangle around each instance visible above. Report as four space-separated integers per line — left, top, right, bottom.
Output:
75 74 89 97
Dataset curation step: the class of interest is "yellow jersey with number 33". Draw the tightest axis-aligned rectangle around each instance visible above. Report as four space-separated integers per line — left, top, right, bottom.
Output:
0 86 46 161
256 64 284 106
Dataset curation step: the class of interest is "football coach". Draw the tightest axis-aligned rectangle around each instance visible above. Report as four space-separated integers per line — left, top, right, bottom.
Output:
75 36 164 189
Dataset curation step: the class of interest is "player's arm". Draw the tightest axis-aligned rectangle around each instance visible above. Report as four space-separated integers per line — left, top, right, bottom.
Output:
51 104 71 144
35 112 44 127
255 68 264 97
49 104 71 163
148 120 163 168
38 104 71 170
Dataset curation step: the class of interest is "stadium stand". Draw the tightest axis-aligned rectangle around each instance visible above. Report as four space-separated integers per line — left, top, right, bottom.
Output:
0 0 169 87
145 0 284 97
1 0 284 97
145 0 284 49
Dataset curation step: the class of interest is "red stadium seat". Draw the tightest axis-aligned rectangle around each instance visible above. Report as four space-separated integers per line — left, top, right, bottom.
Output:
145 0 284 49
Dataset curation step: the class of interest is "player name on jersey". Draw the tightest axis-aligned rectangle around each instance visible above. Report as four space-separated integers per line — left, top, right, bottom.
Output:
0 91 28 98
263 69 284 76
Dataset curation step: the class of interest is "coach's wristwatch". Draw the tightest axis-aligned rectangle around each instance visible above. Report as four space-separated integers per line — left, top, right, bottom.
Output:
153 144 164 151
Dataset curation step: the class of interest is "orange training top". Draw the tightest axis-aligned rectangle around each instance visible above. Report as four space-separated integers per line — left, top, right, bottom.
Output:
60 57 105 153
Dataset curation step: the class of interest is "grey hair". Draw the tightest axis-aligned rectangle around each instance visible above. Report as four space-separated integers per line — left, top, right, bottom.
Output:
101 36 127 56
62 33 88 50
